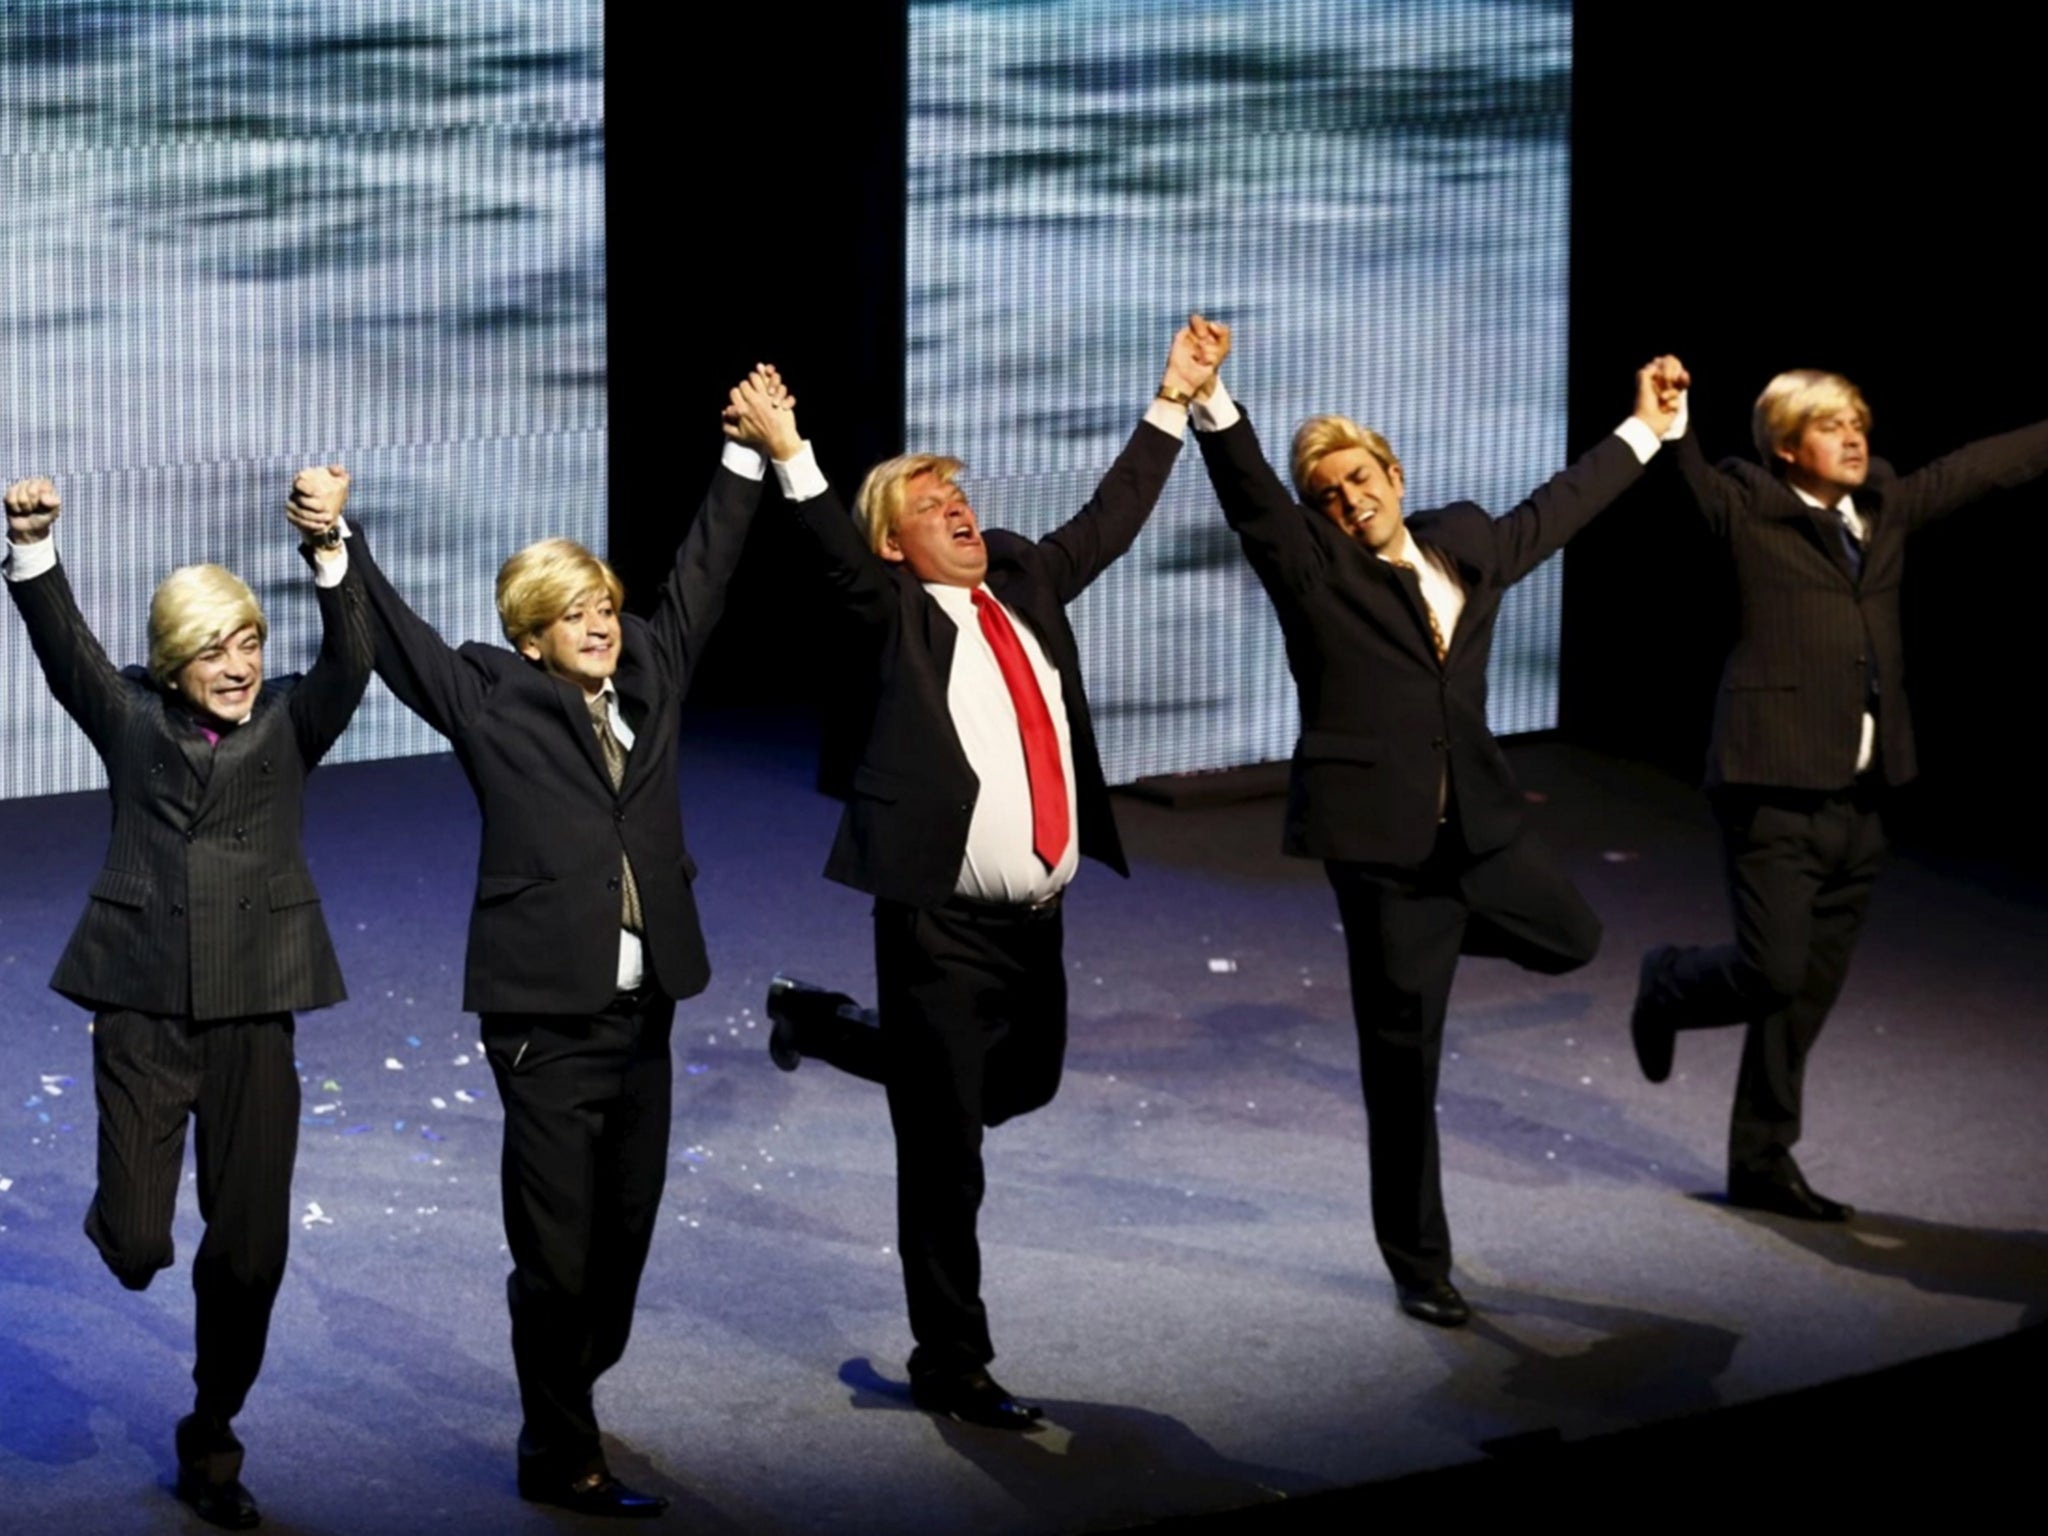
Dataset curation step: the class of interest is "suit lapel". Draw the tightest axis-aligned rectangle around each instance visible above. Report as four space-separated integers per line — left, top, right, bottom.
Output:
1343 520 1444 669
1766 485 1860 584
171 718 216 794
921 582 961 683
553 676 615 791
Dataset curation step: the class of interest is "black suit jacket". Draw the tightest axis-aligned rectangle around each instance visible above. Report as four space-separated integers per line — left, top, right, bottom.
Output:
348 466 761 1014
1198 414 1648 867
7 554 372 1020
788 420 1182 908
1673 420 2048 790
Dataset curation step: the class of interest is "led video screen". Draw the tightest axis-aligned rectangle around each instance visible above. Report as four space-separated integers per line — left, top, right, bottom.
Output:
0 1 605 800
907 0 1571 781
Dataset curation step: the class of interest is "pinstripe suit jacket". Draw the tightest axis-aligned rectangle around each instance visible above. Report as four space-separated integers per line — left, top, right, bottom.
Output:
1198 413 1646 867
7 555 373 1021
346 464 761 1015
1673 420 2048 790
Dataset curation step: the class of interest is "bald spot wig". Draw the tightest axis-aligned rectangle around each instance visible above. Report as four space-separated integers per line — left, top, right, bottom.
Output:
1751 369 1873 466
1289 415 1402 503
854 452 968 555
148 565 267 687
494 538 626 650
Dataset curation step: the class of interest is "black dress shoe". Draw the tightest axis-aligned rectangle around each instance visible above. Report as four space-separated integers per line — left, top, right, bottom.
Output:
1396 1279 1472 1328
517 1470 669 1518
1630 945 1679 1084
766 974 857 1072
174 1414 259 1530
909 1367 1046 1431
175 1467 261 1530
1727 1167 1854 1222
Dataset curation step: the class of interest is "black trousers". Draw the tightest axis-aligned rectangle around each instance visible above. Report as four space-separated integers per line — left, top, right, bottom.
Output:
1648 785 1886 1175
1326 824 1600 1288
85 1009 299 1424
481 987 675 1479
874 896 1066 1377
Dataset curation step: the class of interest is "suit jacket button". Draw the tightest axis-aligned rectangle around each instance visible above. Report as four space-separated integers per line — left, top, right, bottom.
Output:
1432 737 1447 751
234 827 248 842
184 829 196 843
606 876 621 892
613 809 625 823
238 896 252 912
170 904 185 917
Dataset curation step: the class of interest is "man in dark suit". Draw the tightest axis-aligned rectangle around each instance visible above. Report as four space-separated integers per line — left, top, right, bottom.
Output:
1188 320 1686 1326
285 400 764 1516
738 327 1213 1428
4 468 371 1529
1630 370 2048 1220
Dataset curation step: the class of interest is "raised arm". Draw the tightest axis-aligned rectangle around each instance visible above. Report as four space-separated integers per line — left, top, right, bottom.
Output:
1887 415 2048 532
280 465 374 765
726 364 897 629
285 468 486 739
1187 318 1337 587
1478 354 1688 585
1666 373 1751 537
1032 323 1201 604
3 476 133 748
641 383 771 691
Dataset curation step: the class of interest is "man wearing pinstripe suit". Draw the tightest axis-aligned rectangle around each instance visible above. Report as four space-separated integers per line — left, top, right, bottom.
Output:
286 403 762 1517
1630 373 2048 1219
4 468 371 1529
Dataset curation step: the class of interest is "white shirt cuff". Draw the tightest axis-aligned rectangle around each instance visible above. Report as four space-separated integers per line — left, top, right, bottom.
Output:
309 516 352 587
2 537 58 582
1190 378 1242 433
722 441 767 481
772 441 830 503
1143 397 1189 440
1614 415 1665 465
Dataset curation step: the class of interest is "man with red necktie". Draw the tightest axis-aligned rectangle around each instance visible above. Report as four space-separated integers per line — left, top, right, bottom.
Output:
731 326 1215 1428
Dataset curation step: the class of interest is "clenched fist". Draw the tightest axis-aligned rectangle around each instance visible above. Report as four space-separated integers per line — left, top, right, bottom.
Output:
4 477 60 545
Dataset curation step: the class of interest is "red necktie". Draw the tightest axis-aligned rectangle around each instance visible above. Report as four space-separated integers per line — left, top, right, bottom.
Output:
971 587 1070 871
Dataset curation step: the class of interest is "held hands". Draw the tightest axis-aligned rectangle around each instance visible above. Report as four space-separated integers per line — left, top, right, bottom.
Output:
285 465 351 558
4 477 60 545
721 364 804 461
1160 313 1232 404
1189 313 1231 399
1632 354 1690 437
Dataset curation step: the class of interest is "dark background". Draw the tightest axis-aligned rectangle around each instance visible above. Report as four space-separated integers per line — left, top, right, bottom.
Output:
609 4 2048 871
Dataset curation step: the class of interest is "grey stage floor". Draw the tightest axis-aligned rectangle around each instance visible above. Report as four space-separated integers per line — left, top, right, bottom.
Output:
1 717 2043 1533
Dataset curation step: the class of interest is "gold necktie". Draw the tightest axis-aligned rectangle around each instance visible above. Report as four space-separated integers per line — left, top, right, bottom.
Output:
587 693 644 934
1389 558 1448 663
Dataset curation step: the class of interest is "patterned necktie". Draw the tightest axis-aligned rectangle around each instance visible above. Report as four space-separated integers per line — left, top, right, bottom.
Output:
587 692 644 933
1389 558 1448 663
1837 512 1864 580
971 588 1070 871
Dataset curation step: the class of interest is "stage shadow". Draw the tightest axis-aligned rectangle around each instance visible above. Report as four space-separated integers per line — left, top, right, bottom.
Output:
1416 1282 1741 1443
837 1357 1318 1523
1701 1200 2048 1324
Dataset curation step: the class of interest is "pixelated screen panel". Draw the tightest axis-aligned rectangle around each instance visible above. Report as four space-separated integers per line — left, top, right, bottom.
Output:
0 2 605 800
907 0 1570 782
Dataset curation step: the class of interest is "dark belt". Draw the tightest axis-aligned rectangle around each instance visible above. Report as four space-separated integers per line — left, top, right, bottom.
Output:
939 889 1064 924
